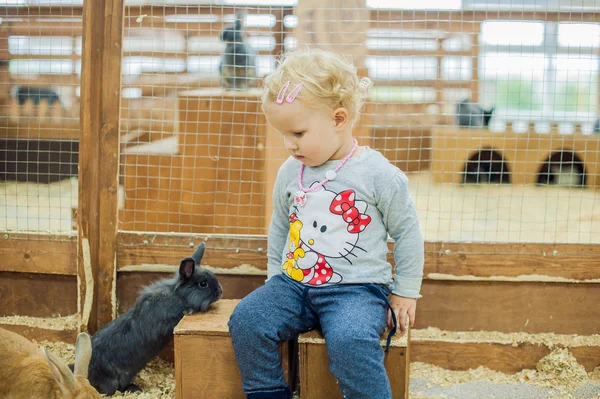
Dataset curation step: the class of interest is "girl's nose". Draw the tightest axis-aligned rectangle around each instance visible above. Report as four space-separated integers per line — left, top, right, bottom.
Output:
283 136 298 151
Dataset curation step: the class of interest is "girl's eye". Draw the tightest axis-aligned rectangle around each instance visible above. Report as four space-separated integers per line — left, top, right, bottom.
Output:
200 280 208 288
294 132 304 137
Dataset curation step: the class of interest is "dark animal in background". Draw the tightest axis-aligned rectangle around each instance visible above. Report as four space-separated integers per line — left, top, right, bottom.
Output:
537 151 586 188
463 149 510 184
83 242 222 395
593 118 599 134
464 162 494 184
548 164 585 187
219 12 257 90
456 99 495 128
16 86 60 106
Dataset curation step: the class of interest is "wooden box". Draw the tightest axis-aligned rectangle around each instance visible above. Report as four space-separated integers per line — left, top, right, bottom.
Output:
174 299 291 399
298 327 410 399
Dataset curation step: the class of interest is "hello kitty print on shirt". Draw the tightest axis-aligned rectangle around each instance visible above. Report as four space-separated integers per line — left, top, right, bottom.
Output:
282 185 371 286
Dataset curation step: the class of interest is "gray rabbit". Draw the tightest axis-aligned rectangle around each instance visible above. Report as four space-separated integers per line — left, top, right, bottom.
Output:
84 242 222 395
456 99 495 127
219 12 257 90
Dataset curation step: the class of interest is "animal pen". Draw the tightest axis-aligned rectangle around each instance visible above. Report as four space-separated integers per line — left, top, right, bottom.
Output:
1 0 600 398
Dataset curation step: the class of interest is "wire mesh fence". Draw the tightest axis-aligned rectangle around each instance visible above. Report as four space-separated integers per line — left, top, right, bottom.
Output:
0 0 599 252
0 2 82 239
118 1 600 248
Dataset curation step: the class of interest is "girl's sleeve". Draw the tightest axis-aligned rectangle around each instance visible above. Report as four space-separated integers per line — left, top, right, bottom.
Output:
267 168 290 280
377 171 424 298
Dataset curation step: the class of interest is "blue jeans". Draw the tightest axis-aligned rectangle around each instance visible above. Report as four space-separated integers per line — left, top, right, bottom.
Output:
228 274 392 399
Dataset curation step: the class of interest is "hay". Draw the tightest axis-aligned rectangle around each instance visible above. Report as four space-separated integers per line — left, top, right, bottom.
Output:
412 327 600 348
109 358 175 399
427 273 600 284
523 348 587 390
35 338 600 399
411 348 595 398
0 314 78 330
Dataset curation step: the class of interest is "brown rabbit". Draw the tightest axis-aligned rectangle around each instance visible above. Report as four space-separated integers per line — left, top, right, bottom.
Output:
0 327 101 399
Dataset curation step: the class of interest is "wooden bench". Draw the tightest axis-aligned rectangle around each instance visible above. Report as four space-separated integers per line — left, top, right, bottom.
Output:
174 299 409 398
174 299 292 399
297 327 410 399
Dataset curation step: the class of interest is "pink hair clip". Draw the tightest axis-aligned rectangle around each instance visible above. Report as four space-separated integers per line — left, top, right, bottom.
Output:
358 78 372 92
276 81 303 104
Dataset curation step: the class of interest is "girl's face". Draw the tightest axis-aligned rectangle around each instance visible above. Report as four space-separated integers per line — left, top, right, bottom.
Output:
264 99 350 167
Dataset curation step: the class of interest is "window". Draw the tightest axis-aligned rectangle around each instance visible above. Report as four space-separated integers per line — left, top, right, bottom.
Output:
479 20 600 123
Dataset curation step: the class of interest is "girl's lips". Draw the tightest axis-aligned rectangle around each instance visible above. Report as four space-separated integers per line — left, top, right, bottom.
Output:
295 155 304 159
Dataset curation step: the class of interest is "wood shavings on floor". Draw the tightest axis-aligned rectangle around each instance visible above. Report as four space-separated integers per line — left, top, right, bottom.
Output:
0 314 79 330
412 327 600 348
109 359 175 399
40 338 600 399
41 340 175 399
411 348 600 398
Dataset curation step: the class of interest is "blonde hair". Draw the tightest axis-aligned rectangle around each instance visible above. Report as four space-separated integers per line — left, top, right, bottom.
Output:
262 48 372 126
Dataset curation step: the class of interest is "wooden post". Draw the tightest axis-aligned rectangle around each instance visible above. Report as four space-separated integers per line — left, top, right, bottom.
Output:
78 0 124 333
294 0 368 68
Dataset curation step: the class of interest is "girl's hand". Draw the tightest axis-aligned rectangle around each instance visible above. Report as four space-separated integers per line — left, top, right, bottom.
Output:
387 295 417 332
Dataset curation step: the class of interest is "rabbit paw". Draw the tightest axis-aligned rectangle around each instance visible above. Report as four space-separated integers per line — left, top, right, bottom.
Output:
124 383 142 393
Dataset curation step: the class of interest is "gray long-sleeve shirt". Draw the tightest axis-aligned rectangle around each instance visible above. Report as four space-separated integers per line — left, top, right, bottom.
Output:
267 146 424 298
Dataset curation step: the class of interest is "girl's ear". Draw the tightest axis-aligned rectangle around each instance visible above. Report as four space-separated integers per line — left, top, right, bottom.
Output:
333 107 349 130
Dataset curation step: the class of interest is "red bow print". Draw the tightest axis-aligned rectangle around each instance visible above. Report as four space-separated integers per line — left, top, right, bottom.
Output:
329 190 371 233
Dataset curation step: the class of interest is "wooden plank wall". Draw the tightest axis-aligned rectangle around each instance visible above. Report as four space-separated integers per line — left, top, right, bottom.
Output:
114 234 600 335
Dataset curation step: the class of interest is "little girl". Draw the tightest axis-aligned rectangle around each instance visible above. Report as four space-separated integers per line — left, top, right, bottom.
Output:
228 48 424 399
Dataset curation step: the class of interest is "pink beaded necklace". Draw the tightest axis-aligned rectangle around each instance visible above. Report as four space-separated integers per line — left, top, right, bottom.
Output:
294 138 359 207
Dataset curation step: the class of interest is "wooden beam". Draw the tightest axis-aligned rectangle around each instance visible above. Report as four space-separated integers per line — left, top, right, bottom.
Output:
117 233 600 280
0 23 83 37
373 80 472 88
0 234 77 275
0 6 84 17
9 75 80 87
4 54 81 61
116 271 265 314
370 9 600 24
0 118 80 140
117 233 268 271
78 0 124 333
417 280 600 335
424 242 600 280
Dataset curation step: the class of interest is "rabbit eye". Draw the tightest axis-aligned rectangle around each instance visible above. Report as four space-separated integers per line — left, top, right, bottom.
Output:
199 280 208 288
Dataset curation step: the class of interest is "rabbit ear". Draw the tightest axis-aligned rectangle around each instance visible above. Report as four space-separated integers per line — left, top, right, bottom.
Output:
179 258 195 279
191 242 206 265
42 347 78 392
235 10 244 24
73 332 92 378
